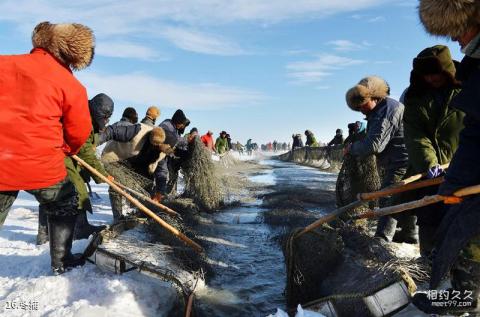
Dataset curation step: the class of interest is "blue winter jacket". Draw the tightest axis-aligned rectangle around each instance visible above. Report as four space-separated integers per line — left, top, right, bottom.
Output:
350 97 408 172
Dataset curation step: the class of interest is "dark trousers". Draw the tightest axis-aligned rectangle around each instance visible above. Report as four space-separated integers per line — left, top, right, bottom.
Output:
153 156 183 194
375 166 417 241
0 178 78 227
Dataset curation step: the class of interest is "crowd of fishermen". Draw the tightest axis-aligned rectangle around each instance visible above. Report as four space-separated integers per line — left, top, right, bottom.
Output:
334 2 480 314
1 1 480 314
0 22 213 275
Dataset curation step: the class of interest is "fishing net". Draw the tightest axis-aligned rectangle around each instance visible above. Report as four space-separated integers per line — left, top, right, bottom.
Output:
335 154 381 222
181 138 223 211
104 161 153 195
283 225 430 313
103 161 208 286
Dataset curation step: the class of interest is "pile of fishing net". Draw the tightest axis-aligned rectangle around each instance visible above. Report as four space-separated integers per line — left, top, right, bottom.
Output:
182 138 223 211
283 224 430 315
102 161 208 292
281 151 431 315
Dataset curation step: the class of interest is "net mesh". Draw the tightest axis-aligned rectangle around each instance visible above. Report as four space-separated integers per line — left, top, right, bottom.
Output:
182 138 223 211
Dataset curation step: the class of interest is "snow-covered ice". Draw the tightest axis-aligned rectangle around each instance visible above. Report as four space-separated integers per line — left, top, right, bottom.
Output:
0 186 178 317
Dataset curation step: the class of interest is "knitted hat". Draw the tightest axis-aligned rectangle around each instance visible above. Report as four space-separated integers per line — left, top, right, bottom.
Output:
32 21 95 70
419 0 480 38
149 127 166 146
346 76 390 110
146 106 160 119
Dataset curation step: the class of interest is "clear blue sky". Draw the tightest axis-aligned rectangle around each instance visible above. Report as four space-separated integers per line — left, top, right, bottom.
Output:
0 0 464 145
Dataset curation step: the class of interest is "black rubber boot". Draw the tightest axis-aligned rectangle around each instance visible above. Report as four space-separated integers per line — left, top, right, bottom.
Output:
374 216 397 242
418 225 437 257
392 214 419 244
36 205 49 245
48 214 85 275
74 210 106 240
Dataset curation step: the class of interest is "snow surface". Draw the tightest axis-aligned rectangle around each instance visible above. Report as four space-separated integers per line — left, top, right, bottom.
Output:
0 186 177 317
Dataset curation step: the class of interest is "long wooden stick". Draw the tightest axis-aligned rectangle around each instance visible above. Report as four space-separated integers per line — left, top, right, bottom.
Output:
355 184 480 220
72 155 203 254
358 177 444 201
111 179 180 218
185 293 194 317
296 171 446 238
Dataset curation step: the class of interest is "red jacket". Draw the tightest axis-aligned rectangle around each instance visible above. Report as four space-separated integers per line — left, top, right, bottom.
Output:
201 134 215 151
0 48 91 191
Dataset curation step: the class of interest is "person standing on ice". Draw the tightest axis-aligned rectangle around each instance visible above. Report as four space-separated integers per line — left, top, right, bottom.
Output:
0 21 94 274
153 109 191 202
344 76 414 244
402 45 464 256
412 0 480 314
215 131 229 154
201 130 216 153
327 129 344 147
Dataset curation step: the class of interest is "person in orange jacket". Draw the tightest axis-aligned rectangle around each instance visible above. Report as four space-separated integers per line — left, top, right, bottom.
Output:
201 130 216 153
0 21 95 274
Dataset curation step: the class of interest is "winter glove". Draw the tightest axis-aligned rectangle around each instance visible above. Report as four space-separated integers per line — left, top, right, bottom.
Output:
107 175 115 182
427 165 445 179
158 144 174 155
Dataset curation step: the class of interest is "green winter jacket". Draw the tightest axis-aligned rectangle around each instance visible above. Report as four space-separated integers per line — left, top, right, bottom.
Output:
65 130 108 211
215 137 229 154
403 89 464 174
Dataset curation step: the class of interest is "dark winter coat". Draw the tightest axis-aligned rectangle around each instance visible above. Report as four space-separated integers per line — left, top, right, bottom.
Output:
159 119 187 150
350 97 408 173
127 135 163 178
403 57 464 175
439 57 480 195
98 123 141 145
140 116 155 126
430 56 480 288
327 134 344 146
292 136 303 149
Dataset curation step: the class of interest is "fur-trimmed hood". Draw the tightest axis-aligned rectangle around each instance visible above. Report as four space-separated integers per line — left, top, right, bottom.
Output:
346 76 390 110
419 0 480 38
32 21 95 71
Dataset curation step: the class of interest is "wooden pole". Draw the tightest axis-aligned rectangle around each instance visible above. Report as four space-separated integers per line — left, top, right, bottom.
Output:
355 183 480 220
72 155 203 254
296 200 363 237
185 293 194 317
296 169 446 238
358 177 444 201
111 179 180 218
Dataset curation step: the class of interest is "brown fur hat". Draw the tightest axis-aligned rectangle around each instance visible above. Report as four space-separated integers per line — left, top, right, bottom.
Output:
32 21 95 70
346 76 390 110
146 106 160 119
419 0 480 38
149 127 166 146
